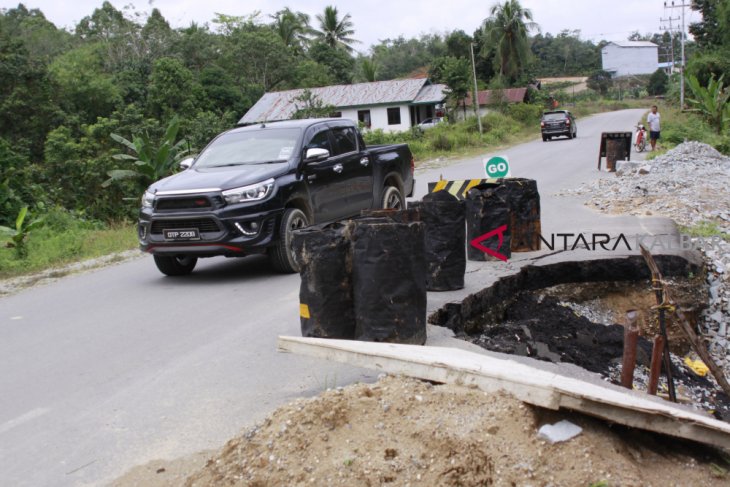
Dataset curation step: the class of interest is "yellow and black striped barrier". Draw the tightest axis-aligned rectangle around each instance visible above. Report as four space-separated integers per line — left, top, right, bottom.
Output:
427 178 500 200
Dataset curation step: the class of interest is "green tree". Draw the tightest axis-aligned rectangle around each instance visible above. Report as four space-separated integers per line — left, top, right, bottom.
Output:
222 26 295 91
647 69 669 95
360 56 377 82
291 60 335 88
308 42 354 84
686 74 730 134
690 0 730 49
49 44 122 123
311 5 358 52
372 35 447 80
431 56 471 116
1 4 72 62
106 116 191 187
445 30 473 59
270 8 311 51
75 2 142 70
141 8 175 60
0 206 45 259
291 90 336 119
587 70 613 95
481 0 539 83
0 23 59 160
147 57 195 117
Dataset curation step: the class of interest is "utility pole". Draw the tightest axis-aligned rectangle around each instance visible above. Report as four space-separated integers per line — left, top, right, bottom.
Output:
470 42 483 135
659 14 679 71
664 1 689 109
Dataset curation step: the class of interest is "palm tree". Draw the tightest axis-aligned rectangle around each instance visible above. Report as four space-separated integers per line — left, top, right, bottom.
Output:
270 8 311 51
361 56 377 82
482 0 539 81
311 5 358 52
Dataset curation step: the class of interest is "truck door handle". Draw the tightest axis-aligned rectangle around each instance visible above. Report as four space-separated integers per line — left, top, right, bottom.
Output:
333 163 343 174
360 157 370 167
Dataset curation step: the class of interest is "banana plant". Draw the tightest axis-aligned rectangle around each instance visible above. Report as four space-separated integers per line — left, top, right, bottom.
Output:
0 206 45 259
104 116 192 187
686 74 730 134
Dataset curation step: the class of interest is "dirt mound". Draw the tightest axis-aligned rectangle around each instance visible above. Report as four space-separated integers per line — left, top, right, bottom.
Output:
181 376 726 487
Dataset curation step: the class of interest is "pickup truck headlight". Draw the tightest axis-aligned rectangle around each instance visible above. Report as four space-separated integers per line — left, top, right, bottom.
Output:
141 191 155 208
222 178 275 204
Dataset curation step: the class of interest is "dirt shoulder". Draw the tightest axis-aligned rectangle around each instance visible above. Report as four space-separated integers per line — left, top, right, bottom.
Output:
114 375 727 486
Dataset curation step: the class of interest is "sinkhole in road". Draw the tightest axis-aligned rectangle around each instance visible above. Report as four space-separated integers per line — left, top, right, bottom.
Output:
428 255 730 420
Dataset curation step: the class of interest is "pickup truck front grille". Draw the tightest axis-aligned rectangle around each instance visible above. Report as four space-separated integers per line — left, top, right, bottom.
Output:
150 218 221 234
156 196 214 210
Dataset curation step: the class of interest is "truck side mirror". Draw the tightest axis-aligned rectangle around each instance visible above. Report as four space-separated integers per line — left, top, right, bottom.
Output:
304 148 330 163
179 156 195 170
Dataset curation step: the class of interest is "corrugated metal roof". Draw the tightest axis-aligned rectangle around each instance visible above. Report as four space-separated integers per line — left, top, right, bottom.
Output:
239 79 445 124
412 83 447 104
608 41 658 48
464 88 528 107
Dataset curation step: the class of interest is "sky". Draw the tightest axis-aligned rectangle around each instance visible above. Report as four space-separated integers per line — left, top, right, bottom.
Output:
0 0 699 51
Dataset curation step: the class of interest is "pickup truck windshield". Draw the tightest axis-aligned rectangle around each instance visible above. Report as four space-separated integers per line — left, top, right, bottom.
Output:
194 128 301 168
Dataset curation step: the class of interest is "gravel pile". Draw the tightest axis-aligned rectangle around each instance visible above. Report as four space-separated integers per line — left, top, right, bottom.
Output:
562 141 730 376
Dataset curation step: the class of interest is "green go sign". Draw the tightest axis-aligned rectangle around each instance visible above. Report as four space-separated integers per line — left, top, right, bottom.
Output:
484 156 511 178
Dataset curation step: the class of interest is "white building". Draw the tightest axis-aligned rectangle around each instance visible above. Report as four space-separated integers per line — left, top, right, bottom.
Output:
238 79 446 132
601 41 659 77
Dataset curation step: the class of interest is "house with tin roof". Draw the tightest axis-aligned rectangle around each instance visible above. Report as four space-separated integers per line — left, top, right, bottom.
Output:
238 78 447 132
454 87 528 120
601 41 659 77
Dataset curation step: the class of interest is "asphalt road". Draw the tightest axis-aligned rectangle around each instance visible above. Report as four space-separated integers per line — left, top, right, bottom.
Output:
0 108 647 486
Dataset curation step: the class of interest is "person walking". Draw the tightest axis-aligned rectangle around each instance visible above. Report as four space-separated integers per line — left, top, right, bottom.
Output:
646 105 661 151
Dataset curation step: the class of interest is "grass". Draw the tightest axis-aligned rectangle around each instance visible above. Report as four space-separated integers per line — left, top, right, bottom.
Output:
679 220 730 241
637 102 730 157
0 209 138 279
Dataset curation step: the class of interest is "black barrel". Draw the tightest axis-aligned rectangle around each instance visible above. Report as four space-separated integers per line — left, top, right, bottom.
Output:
292 222 356 339
360 207 421 223
500 178 541 252
352 220 427 344
465 183 511 261
410 191 466 291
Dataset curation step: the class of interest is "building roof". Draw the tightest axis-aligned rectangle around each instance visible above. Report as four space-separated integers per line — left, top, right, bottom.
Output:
239 79 447 125
464 87 528 107
606 41 658 48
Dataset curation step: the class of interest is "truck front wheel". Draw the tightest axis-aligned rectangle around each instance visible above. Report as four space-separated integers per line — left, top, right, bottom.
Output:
382 186 404 210
269 208 308 273
153 255 198 276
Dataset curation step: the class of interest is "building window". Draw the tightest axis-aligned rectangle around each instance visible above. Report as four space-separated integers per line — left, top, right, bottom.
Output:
357 110 371 128
330 111 342 118
387 107 401 125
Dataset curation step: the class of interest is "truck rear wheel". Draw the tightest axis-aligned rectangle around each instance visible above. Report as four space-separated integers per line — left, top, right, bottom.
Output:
153 255 198 276
269 208 308 273
382 186 404 210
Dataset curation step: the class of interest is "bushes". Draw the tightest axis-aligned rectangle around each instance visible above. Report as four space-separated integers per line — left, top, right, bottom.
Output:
363 110 530 161
507 103 543 124
0 207 136 276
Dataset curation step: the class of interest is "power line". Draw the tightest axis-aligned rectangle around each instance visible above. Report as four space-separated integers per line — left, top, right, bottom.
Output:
663 0 689 108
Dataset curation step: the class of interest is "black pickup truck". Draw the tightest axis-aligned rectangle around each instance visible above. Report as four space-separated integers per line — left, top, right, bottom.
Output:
138 118 415 275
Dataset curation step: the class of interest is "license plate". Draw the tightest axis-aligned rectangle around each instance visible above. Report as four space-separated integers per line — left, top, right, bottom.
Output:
163 228 200 241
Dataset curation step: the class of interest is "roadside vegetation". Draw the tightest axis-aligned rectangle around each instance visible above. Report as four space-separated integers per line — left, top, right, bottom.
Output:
0 0 727 276
0 208 136 278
